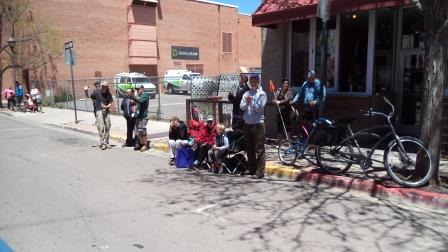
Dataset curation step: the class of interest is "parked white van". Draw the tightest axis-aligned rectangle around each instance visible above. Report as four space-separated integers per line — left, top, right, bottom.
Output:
163 69 200 94
114 72 157 99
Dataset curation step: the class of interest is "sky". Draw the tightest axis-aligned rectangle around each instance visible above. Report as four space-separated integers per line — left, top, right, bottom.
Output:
215 0 260 15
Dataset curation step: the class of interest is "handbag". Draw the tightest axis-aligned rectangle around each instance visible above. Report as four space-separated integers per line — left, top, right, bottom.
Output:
175 147 194 168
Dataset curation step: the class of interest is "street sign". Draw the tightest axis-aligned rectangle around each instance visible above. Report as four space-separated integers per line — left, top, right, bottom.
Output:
64 41 73 50
317 0 330 22
64 49 76 65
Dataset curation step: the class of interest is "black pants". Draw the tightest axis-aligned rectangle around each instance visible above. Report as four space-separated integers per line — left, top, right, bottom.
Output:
125 117 136 145
195 142 213 163
244 123 266 176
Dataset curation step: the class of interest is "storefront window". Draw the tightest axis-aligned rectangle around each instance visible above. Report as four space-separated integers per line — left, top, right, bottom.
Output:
291 19 310 87
339 12 369 92
315 17 336 89
401 8 425 49
374 9 395 95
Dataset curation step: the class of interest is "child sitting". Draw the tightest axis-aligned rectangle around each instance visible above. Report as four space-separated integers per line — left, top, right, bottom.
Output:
207 124 229 173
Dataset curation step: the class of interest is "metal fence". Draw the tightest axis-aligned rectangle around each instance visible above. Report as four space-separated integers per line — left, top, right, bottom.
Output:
34 73 260 122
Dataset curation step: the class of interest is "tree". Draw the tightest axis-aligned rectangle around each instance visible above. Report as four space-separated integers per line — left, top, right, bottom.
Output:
0 0 60 107
414 0 448 185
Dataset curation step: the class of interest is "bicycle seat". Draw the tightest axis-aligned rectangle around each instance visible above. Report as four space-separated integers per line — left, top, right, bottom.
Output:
337 117 356 124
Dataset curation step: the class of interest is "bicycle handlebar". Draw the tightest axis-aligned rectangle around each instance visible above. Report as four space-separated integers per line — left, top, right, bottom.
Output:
363 96 395 120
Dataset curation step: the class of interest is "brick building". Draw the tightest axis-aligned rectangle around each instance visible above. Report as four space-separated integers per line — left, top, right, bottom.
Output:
14 0 260 84
252 0 448 154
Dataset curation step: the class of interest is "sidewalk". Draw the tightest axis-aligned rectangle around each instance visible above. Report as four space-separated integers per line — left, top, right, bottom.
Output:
1 106 447 208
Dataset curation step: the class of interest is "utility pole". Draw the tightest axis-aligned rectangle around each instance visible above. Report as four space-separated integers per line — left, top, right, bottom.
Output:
317 0 330 116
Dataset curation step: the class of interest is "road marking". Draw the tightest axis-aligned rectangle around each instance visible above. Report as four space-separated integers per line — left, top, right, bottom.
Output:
0 239 13 252
0 127 40 132
148 102 185 108
193 204 218 216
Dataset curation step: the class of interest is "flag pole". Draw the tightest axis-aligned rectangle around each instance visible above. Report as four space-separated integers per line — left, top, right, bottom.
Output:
270 80 289 141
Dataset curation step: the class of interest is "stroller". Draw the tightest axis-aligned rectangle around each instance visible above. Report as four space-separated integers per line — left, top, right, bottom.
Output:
222 130 247 174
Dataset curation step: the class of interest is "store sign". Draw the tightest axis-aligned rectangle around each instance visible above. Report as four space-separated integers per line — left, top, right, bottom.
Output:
171 46 199 60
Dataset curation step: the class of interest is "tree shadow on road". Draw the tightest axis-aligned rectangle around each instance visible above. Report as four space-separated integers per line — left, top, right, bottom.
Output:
138 167 448 252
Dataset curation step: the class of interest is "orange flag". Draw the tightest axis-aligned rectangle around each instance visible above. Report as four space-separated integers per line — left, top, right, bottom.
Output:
269 80 276 94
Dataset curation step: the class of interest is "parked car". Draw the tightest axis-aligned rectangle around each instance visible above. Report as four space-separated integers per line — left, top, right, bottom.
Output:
163 69 200 94
114 72 157 99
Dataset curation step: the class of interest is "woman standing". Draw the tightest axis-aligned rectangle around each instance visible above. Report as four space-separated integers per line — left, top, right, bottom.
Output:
272 79 294 139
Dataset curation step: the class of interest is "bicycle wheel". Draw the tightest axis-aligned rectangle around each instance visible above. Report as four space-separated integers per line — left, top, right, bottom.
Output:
278 139 300 165
315 141 354 175
384 136 434 188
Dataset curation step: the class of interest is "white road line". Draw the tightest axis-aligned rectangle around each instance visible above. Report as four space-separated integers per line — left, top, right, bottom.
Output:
148 102 185 107
0 127 41 132
193 204 218 216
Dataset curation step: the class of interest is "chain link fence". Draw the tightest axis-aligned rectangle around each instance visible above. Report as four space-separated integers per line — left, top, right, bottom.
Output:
35 73 260 123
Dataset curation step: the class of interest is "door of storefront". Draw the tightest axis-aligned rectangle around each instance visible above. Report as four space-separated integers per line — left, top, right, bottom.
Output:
396 50 425 135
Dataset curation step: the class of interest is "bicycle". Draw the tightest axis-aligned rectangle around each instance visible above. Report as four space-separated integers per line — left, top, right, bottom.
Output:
277 109 335 166
315 96 434 188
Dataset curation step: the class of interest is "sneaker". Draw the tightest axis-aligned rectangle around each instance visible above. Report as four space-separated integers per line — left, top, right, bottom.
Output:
106 144 112 149
134 144 141 151
101 144 107 150
140 145 148 152
169 158 175 166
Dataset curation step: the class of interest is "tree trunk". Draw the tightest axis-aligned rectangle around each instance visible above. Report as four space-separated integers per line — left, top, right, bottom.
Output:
418 0 448 185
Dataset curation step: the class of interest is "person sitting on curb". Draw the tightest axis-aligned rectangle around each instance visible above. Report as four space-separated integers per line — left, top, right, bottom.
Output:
132 85 150 152
168 116 190 166
207 124 229 174
191 115 216 170
88 81 113 150
120 88 137 148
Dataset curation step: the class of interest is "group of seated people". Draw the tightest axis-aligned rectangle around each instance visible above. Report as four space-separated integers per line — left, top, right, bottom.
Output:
168 112 230 173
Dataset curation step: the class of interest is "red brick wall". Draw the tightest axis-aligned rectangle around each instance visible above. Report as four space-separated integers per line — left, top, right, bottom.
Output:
32 0 129 80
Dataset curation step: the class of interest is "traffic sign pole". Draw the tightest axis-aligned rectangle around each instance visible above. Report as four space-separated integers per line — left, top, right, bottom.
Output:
64 41 78 124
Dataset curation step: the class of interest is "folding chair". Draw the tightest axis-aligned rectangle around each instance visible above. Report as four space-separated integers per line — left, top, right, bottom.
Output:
222 130 247 174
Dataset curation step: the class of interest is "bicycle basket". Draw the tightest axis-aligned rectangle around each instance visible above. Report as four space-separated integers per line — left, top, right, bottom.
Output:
314 118 338 146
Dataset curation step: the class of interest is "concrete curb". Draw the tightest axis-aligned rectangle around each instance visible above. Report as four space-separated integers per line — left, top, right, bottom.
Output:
295 171 448 209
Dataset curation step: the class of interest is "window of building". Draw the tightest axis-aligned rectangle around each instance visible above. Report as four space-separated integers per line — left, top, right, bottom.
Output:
339 12 369 92
401 8 425 49
374 9 395 95
222 32 232 53
315 17 337 89
186 64 204 75
291 19 310 87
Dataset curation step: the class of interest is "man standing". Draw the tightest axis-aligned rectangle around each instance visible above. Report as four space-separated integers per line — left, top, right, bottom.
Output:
15 81 24 108
291 70 326 121
132 85 150 152
89 81 113 150
240 74 267 179
228 74 250 130
120 89 136 147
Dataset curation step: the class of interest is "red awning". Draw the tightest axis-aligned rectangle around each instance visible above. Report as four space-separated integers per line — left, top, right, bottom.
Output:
252 0 412 27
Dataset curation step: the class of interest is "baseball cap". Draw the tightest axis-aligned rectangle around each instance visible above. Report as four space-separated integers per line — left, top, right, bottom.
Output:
307 70 316 77
249 74 260 81
137 84 145 90
100 81 108 86
206 115 214 122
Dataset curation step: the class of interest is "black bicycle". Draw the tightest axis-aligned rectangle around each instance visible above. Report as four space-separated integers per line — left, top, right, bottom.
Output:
315 97 434 188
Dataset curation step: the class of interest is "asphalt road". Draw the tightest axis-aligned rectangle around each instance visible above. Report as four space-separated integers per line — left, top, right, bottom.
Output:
1 114 448 252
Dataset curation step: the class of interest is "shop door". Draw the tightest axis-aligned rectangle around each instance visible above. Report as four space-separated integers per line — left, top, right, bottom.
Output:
397 50 425 135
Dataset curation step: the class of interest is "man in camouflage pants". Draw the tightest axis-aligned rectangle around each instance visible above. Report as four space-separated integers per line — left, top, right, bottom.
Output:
88 81 113 150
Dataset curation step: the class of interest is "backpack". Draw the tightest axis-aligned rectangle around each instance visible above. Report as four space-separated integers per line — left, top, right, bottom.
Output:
175 147 194 168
